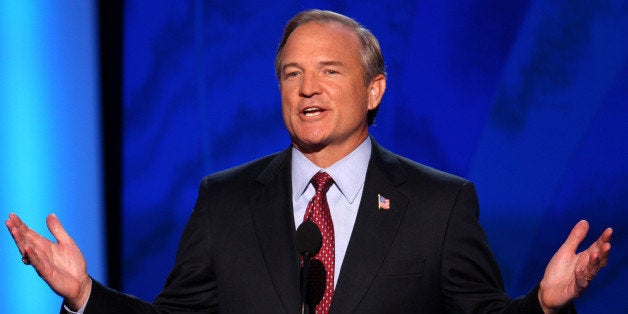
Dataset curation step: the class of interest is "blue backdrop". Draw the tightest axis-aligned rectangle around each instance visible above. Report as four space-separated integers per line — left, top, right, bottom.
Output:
123 1 627 313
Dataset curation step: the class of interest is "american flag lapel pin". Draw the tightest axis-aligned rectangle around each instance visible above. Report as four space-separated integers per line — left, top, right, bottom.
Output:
378 194 390 210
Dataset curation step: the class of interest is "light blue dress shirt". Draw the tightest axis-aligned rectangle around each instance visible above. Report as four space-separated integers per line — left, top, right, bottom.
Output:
291 137 371 287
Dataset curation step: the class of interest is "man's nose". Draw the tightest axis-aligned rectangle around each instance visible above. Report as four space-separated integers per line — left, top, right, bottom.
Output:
299 72 322 97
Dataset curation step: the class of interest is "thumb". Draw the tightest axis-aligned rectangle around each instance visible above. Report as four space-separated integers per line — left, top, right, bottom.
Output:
46 214 74 245
561 220 589 253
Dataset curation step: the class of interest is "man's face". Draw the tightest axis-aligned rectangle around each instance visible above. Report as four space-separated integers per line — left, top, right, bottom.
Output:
279 22 385 159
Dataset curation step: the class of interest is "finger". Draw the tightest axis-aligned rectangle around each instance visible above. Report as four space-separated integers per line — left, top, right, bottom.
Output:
23 245 35 264
11 213 35 238
46 214 74 245
574 265 590 290
585 227 612 267
584 250 600 279
597 227 613 246
597 242 611 268
587 228 612 252
6 216 14 231
8 213 25 227
561 220 589 253
6 214 28 255
6 218 22 243
24 245 48 279
6 213 26 235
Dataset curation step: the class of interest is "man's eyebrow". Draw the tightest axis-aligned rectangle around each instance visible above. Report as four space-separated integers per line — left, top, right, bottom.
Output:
280 60 345 73
318 60 344 67
281 62 301 71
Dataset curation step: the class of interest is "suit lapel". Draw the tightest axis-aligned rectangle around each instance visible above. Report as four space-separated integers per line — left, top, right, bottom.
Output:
331 141 409 313
249 148 302 313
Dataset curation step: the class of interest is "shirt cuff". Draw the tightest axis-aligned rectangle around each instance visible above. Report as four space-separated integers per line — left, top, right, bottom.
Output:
62 289 91 314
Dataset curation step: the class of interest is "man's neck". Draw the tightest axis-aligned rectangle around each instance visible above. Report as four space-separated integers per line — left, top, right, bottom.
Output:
294 134 369 168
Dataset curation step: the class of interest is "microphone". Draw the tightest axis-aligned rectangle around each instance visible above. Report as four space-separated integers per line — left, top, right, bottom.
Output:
295 220 322 258
295 220 322 314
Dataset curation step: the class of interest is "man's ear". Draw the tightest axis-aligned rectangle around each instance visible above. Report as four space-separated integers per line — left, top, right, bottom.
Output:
367 74 386 110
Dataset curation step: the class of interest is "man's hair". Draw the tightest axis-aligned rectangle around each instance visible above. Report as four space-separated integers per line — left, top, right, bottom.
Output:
274 9 387 125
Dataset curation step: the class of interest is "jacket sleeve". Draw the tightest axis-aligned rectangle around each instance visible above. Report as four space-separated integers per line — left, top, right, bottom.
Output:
59 179 219 314
440 181 575 313
153 178 219 312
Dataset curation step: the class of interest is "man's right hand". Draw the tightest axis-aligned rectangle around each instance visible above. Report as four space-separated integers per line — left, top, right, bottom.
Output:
6 213 92 311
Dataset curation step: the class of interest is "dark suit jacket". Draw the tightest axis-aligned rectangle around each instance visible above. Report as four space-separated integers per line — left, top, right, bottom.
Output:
77 139 573 313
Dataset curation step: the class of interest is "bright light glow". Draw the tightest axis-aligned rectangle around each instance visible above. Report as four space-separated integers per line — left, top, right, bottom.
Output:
0 1 105 311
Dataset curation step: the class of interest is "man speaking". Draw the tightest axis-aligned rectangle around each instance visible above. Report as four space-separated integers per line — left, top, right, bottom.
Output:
7 9 611 313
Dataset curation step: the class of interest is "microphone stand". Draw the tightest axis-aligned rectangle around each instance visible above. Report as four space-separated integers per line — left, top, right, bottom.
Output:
301 251 311 314
295 220 321 314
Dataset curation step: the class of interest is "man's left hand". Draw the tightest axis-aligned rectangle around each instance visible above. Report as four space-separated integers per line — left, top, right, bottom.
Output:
538 220 612 313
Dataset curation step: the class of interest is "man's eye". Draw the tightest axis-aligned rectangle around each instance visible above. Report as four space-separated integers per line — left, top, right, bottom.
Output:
325 69 338 74
285 71 300 78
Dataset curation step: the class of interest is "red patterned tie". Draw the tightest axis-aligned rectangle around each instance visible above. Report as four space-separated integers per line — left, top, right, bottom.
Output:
303 171 335 313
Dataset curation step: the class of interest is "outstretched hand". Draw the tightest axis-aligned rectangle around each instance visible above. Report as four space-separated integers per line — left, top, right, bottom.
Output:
538 220 612 313
5 213 92 310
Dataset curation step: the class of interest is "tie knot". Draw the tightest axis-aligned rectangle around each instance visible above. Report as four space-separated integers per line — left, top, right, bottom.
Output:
311 171 334 194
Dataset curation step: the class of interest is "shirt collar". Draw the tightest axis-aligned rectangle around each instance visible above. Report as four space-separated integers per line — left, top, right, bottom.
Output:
292 137 372 204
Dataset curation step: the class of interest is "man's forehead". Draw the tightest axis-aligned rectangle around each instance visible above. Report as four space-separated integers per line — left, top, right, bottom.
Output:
278 21 364 74
284 23 359 58
288 21 357 42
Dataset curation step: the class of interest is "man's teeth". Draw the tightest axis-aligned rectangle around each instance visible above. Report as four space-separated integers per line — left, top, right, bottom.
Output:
303 107 323 116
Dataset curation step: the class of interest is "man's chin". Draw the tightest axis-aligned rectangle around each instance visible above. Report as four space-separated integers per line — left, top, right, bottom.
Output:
292 139 328 154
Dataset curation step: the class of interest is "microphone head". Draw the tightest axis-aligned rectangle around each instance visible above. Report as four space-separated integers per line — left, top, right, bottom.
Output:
295 220 322 258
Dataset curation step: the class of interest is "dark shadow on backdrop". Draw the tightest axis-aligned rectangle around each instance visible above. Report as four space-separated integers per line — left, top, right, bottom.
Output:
98 0 123 290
